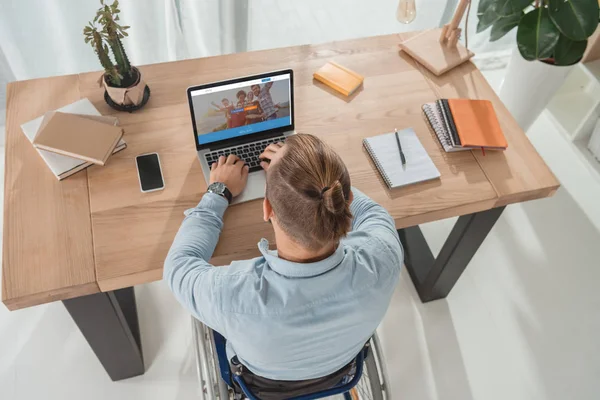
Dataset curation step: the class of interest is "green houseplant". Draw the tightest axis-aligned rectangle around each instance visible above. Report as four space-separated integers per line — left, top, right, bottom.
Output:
83 0 149 110
477 0 600 131
477 0 599 65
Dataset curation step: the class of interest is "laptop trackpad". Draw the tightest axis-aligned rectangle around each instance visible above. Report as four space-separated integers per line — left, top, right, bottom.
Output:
231 169 266 205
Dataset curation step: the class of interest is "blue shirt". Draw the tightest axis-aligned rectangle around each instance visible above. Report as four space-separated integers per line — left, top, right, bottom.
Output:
164 188 403 381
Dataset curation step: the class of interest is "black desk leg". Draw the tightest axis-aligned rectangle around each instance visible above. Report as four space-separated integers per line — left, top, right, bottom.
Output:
398 206 505 303
62 287 145 381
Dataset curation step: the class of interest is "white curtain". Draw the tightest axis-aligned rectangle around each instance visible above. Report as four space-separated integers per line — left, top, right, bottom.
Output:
0 47 13 128
0 0 515 126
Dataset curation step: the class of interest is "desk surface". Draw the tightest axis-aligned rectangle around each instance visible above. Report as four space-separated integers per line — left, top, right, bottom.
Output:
2 32 559 310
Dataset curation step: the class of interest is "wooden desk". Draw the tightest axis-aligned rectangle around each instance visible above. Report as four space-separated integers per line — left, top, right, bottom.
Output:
2 32 559 380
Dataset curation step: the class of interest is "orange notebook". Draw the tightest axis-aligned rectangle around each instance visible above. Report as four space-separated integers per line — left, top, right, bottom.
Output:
313 61 364 96
447 99 507 150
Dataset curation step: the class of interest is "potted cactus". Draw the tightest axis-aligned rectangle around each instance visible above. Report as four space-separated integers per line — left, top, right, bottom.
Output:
83 0 150 111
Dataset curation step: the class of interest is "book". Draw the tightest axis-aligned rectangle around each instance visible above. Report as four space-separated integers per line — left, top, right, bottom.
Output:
313 61 364 96
21 98 127 180
422 102 469 153
439 99 461 146
33 111 124 166
447 99 507 150
363 128 441 189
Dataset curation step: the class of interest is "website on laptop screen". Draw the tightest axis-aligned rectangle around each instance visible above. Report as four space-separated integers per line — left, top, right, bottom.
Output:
190 73 292 145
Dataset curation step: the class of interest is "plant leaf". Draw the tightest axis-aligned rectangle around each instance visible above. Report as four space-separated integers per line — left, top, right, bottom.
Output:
554 33 588 65
491 12 522 41
478 0 496 14
497 0 531 17
548 0 599 41
517 7 560 60
477 7 501 33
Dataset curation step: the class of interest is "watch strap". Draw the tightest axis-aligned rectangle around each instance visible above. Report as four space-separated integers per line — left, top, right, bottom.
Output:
222 186 233 204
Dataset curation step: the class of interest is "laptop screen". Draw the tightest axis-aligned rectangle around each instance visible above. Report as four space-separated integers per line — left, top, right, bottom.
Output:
189 72 293 146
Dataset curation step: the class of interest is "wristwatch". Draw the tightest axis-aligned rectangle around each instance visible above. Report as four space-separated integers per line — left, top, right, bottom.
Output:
207 182 232 204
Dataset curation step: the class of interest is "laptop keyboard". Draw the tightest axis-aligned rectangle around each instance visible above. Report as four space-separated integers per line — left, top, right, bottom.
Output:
205 136 286 173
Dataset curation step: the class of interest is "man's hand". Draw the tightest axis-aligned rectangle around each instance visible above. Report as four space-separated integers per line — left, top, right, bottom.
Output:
259 142 285 171
210 154 249 197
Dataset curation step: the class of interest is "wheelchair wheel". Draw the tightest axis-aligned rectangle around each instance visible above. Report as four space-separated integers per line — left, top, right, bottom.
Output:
192 317 231 399
352 334 389 400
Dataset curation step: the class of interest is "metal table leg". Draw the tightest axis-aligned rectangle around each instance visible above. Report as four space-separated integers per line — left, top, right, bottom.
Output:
63 287 145 381
398 206 505 303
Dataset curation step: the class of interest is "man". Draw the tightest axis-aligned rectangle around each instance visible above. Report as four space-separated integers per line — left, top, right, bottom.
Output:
164 134 402 390
211 98 233 129
251 82 278 121
229 90 248 128
245 90 263 124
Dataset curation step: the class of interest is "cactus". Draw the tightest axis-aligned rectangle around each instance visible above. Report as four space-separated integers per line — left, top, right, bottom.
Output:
111 36 132 83
83 0 134 88
84 24 121 86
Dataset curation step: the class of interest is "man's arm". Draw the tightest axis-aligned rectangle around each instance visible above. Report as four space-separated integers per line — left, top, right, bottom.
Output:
164 193 228 331
350 187 403 259
264 81 273 92
163 154 249 332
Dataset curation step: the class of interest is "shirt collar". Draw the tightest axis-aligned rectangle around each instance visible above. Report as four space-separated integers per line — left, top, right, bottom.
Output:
258 238 345 278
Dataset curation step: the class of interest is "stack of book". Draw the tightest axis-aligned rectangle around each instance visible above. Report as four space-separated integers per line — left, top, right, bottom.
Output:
21 98 127 180
422 98 508 153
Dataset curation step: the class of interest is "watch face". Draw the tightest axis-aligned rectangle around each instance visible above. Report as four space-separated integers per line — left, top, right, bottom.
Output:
209 182 225 194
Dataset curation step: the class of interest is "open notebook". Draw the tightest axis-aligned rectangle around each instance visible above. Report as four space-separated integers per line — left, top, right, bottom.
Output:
363 128 440 189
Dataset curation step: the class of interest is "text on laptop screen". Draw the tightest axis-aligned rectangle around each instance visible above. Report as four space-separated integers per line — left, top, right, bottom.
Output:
190 74 292 145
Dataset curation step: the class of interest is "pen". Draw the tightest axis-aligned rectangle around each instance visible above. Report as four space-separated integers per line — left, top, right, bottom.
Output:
395 128 406 166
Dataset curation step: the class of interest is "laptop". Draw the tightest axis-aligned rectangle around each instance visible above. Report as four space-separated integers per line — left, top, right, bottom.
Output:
187 69 295 204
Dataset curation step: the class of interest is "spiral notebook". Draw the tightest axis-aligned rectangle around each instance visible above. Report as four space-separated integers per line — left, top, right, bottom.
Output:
422 102 470 153
363 128 441 189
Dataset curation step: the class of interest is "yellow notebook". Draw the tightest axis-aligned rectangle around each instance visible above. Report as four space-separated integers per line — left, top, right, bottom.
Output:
313 61 364 96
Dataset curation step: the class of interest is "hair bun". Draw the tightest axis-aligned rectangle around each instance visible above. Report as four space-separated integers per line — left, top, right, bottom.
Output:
321 180 347 215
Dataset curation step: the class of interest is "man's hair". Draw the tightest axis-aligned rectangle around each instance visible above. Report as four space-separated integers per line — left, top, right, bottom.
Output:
221 98 229 102
266 134 352 250
251 84 260 90
236 90 246 99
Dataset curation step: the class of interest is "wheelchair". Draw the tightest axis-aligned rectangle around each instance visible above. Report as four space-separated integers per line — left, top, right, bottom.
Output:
192 317 391 400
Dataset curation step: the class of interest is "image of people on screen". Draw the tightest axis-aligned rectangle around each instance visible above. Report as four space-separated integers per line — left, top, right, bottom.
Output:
194 80 290 135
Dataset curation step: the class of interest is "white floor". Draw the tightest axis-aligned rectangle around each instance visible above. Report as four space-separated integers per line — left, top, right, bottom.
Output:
2 68 600 400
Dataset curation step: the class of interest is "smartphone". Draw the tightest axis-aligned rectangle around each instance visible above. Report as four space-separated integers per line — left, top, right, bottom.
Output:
135 153 165 193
